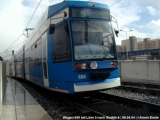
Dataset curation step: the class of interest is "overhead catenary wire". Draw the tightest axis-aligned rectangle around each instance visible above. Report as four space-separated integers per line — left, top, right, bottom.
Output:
0 1 47 60
109 0 122 7
0 51 5 55
26 0 43 29
1 0 43 58
7 34 23 50
7 41 26 50
0 34 26 57
0 33 23 55
2 55 11 59
4 50 12 57
49 0 54 5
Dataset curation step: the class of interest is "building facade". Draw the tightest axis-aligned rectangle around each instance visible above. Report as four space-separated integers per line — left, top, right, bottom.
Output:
138 41 143 50
143 38 150 50
121 36 142 52
116 45 126 52
118 37 160 52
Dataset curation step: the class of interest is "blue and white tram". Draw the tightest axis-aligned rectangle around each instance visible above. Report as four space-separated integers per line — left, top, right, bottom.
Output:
11 1 120 94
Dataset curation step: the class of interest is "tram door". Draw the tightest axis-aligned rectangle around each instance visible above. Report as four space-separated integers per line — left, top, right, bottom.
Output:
42 32 49 87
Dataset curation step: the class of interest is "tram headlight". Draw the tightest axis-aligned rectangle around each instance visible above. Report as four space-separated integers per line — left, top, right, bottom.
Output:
110 61 118 68
113 62 118 67
81 63 87 69
75 63 87 70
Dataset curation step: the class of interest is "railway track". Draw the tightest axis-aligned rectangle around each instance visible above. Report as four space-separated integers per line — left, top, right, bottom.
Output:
15 77 160 117
14 77 107 117
97 91 160 114
66 98 106 116
66 91 160 116
122 82 160 89
115 85 160 95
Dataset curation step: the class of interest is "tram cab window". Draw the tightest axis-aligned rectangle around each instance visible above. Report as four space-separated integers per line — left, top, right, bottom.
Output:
71 20 115 60
53 22 71 62
103 35 113 46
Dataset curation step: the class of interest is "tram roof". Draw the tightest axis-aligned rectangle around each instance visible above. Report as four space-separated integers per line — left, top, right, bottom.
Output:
48 1 109 18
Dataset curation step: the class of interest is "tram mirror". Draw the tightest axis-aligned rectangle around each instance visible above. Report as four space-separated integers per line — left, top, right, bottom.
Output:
49 24 55 34
64 11 67 17
114 29 119 37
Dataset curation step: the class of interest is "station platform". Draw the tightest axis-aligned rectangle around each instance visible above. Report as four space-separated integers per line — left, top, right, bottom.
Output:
0 78 52 120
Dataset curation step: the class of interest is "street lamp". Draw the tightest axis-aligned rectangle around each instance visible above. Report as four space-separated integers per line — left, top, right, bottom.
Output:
120 30 133 40
120 29 133 59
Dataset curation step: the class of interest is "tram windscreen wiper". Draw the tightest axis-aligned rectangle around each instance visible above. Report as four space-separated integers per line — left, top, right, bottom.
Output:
102 54 107 60
102 54 114 60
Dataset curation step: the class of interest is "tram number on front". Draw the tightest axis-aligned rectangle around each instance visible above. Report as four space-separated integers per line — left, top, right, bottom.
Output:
78 75 86 79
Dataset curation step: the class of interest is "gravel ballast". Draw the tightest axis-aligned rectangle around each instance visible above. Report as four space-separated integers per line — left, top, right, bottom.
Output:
104 88 160 105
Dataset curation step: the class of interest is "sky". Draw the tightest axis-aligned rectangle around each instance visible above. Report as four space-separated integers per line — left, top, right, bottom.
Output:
0 0 160 60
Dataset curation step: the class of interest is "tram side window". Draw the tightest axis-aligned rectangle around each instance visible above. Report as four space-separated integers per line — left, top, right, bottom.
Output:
25 49 29 68
31 43 36 66
53 22 71 62
30 39 42 66
35 39 42 66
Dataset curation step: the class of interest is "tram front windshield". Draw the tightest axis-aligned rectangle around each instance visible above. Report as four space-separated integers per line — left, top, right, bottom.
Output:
71 20 116 61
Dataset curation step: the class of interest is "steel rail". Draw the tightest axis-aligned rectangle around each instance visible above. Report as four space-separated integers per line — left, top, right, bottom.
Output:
66 98 106 116
116 85 160 95
98 92 160 113
122 82 160 89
